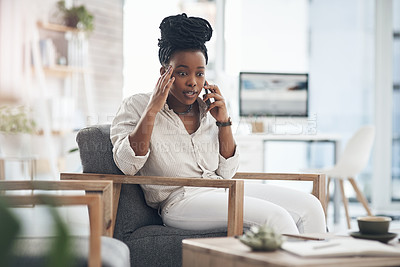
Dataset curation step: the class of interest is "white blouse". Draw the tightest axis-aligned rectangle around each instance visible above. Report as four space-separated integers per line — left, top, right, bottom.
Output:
110 92 239 209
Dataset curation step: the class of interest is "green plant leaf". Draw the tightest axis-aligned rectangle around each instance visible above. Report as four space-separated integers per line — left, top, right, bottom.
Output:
57 0 94 32
0 105 36 134
68 147 79 153
39 195 76 267
0 197 21 267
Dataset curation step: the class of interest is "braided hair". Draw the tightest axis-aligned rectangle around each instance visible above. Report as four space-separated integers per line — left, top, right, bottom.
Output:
158 13 213 66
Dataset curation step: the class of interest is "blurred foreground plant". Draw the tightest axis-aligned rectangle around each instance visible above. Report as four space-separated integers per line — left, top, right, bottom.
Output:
0 195 75 267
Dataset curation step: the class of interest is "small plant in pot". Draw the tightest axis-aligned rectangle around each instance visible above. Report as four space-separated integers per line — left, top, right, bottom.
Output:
0 106 36 157
57 0 94 32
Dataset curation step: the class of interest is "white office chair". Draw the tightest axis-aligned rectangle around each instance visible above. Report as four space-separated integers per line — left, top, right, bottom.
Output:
321 125 375 229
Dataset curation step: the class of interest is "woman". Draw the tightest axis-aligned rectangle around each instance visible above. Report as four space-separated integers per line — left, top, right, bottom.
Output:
111 13 326 234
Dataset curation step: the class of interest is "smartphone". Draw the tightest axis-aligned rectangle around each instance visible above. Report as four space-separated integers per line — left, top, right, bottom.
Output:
204 82 213 106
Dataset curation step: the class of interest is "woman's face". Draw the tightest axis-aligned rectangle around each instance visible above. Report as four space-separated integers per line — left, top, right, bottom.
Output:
165 50 206 106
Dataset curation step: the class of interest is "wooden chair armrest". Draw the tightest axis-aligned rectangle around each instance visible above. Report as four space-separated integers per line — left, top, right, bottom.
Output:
2 194 102 267
0 180 113 237
233 172 326 212
60 173 244 237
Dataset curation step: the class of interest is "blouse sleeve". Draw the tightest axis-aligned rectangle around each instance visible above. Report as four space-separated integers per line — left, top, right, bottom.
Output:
110 94 150 176
215 146 240 179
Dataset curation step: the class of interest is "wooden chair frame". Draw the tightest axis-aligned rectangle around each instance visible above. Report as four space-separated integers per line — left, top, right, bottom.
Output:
61 173 245 236
1 193 102 267
233 172 326 210
61 172 326 237
0 180 113 236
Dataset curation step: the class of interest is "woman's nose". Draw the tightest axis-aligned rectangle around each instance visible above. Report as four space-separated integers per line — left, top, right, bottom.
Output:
186 76 197 87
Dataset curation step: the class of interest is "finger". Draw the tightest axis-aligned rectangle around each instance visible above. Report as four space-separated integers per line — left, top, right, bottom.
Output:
161 65 172 76
204 83 220 94
163 76 175 93
155 74 164 89
203 92 224 102
160 66 173 89
156 67 170 89
206 100 226 112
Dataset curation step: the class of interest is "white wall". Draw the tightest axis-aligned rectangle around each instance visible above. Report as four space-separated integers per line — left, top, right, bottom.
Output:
239 0 309 73
123 0 180 97
309 0 375 137
308 0 375 197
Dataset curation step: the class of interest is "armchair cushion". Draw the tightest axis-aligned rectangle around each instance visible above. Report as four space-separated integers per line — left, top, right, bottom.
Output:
114 183 163 240
126 226 227 266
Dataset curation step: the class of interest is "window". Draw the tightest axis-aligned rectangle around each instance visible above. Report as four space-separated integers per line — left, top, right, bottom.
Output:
392 0 400 201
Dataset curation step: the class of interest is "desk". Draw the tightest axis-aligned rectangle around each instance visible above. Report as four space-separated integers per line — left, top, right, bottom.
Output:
235 133 342 223
235 133 341 169
0 156 37 181
182 232 400 267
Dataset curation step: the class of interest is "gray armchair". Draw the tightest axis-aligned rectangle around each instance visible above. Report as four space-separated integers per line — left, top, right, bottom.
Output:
62 124 244 267
61 124 325 267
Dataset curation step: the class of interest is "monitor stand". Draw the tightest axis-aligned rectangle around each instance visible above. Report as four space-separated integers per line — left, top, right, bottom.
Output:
236 114 317 135
266 115 316 135
251 121 264 133
238 115 316 135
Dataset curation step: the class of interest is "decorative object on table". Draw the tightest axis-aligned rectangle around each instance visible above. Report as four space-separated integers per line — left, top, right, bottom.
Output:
0 106 36 157
56 0 94 32
238 224 283 251
350 216 397 243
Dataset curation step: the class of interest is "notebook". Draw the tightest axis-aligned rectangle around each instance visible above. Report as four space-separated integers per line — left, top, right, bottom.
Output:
281 238 400 258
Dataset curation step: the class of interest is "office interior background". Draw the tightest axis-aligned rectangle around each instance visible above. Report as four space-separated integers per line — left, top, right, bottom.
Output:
0 0 399 233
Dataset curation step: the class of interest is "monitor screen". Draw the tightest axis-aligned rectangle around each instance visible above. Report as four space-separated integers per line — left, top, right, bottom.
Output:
239 72 309 117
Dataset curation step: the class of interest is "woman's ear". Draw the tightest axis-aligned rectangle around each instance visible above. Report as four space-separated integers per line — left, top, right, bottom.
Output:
160 66 166 75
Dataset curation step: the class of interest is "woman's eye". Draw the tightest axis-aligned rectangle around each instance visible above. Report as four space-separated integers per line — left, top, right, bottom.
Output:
178 72 187 76
197 72 205 77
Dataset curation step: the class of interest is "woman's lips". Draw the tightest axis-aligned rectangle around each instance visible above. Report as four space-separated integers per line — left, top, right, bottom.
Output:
183 90 198 98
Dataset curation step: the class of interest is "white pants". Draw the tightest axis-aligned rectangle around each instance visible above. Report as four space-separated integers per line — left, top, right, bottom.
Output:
161 183 326 234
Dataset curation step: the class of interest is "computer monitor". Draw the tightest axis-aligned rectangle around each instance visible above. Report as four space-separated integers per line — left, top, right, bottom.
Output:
239 72 309 117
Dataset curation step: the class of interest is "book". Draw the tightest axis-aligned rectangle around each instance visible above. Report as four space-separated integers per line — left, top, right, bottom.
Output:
281 238 400 258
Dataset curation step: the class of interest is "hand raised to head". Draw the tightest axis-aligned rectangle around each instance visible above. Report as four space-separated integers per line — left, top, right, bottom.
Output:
147 65 175 114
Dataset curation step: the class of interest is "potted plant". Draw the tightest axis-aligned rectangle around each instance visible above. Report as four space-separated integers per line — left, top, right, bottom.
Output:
57 0 94 32
0 106 36 157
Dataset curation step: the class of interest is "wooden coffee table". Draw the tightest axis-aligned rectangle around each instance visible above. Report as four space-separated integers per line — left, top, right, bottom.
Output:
182 232 400 267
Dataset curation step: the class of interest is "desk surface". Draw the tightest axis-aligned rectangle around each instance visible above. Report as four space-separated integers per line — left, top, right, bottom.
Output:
182 233 400 267
235 133 342 142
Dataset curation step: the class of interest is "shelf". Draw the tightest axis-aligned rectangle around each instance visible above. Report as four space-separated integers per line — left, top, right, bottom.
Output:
37 21 81 33
0 92 18 104
36 129 73 136
33 65 88 77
